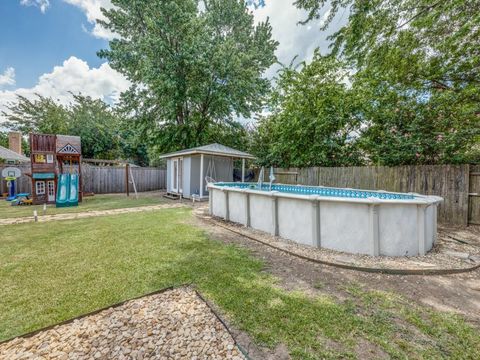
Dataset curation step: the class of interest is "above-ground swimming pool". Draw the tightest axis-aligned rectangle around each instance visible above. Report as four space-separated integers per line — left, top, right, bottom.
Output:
208 182 443 257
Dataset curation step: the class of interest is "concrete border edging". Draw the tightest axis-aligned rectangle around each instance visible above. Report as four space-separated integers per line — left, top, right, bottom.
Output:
194 289 253 360
200 213 480 276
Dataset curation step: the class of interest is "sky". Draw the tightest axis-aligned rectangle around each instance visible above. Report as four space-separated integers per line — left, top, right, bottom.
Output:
0 0 345 124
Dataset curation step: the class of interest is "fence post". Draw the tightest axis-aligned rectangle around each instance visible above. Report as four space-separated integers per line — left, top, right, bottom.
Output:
125 163 130 197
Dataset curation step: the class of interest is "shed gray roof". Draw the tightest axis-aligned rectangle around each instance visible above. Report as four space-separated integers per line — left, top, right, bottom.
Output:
159 143 254 159
0 145 30 163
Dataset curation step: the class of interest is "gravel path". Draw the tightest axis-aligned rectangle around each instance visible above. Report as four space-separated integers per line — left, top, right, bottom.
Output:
0 203 186 226
195 207 480 273
0 287 245 360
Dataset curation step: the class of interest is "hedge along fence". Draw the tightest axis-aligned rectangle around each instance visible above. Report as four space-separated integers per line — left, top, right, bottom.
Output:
0 164 167 195
266 165 472 226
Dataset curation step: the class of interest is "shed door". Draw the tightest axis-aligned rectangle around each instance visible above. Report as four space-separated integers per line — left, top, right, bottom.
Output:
172 159 178 193
178 158 183 194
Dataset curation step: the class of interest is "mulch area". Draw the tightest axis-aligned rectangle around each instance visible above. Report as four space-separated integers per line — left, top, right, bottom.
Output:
0 287 245 360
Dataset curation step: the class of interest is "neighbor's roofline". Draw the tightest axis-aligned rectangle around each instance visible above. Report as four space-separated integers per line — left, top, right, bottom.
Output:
160 149 255 159
0 145 30 162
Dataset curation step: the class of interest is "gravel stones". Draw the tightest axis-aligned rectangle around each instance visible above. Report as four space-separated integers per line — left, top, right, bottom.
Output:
0 288 245 360
196 206 480 272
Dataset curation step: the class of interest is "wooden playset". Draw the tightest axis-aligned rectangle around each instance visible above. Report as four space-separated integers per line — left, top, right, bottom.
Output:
29 133 82 207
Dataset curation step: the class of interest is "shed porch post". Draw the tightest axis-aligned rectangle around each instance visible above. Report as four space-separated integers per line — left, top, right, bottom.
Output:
200 153 204 198
242 158 245 183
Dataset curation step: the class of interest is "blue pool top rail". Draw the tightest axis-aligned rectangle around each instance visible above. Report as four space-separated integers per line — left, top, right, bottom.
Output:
214 182 416 200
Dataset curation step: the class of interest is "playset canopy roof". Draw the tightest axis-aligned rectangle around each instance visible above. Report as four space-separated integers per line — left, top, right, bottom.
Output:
159 143 254 159
56 135 81 155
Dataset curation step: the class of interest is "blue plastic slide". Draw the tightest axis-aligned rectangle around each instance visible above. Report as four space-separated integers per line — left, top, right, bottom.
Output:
69 174 79 206
56 174 79 207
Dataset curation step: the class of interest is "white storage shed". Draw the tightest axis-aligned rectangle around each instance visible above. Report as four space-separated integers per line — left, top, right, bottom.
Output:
160 143 254 200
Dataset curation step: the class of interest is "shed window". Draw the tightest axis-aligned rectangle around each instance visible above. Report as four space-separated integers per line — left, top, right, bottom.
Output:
46 154 54 164
35 181 46 195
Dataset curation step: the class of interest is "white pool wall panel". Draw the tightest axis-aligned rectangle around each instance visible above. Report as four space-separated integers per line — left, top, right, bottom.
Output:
228 191 247 225
277 197 315 246
378 204 418 256
320 202 371 254
211 189 226 218
249 194 274 234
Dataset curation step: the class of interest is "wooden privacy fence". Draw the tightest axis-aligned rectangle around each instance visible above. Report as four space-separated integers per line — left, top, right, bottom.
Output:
0 164 167 195
469 165 480 226
268 165 477 226
82 165 166 194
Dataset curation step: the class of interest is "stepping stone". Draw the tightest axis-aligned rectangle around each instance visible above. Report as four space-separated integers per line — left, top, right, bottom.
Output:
444 250 470 260
333 256 357 265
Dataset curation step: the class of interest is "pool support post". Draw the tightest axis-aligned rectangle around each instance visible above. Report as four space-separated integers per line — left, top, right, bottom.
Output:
368 201 380 256
311 197 321 248
417 203 428 256
209 190 213 215
224 189 230 221
244 191 250 227
271 192 279 236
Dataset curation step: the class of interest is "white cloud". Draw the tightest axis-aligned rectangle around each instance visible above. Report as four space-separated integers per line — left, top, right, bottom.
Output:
0 68 16 87
252 0 346 78
19 0 114 39
62 0 115 39
20 0 50 13
0 57 130 123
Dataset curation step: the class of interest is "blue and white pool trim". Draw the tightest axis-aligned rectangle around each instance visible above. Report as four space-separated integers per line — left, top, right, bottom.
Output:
208 182 443 257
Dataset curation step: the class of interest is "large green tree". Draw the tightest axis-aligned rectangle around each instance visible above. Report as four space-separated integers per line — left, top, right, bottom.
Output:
3 95 70 135
3 94 126 161
98 0 277 154
293 0 480 165
253 54 363 167
0 132 8 149
68 94 123 159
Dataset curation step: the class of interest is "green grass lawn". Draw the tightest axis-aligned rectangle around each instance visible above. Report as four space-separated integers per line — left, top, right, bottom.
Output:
1 208 479 359
0 192 167 219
